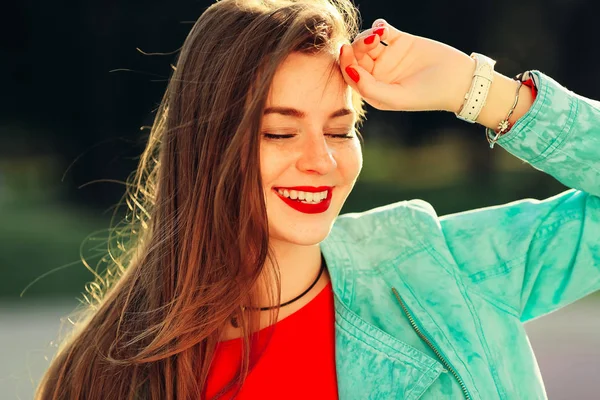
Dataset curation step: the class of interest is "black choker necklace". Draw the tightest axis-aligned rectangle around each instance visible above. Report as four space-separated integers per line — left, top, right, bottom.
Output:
230 253 326 328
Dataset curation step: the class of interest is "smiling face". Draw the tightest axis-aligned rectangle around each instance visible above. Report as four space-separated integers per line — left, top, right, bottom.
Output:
260 52 363 247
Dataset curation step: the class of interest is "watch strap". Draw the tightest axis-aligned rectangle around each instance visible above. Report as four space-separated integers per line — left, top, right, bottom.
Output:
456 53 497 123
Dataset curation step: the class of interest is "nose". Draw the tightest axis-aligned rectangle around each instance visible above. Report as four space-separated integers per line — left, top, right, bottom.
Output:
296 133 337 175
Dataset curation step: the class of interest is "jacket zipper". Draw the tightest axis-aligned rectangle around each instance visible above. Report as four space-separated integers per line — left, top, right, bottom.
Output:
391 287 472 400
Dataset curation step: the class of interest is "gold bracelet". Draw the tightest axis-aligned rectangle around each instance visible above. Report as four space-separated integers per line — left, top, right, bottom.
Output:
486 80 523 149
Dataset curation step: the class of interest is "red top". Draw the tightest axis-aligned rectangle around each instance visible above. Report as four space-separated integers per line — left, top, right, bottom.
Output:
522 77 538 98
204 280 337 399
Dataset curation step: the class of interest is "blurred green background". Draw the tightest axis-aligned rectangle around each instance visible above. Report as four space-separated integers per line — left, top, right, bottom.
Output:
1 0 599 398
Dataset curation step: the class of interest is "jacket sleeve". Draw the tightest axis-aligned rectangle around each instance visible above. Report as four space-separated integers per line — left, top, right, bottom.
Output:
439 70 600 322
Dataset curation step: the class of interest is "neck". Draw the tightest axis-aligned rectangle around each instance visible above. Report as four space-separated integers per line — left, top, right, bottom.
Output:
254 240 325 309
222 240 329 338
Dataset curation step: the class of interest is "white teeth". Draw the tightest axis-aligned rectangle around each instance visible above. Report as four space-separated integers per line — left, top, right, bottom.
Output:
276 188 330 204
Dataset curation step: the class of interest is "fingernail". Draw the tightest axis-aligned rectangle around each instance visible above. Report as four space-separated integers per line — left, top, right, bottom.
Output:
364 34 376 45
345 66 360 83
373 28 385 37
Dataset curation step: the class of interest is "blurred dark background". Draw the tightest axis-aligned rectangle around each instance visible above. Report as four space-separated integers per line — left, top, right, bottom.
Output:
1 1 599 399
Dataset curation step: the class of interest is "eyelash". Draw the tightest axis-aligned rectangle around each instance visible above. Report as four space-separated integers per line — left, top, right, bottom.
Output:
263 133 354 140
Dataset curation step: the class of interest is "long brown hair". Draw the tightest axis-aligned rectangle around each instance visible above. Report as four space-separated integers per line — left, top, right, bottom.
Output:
36 0 364 398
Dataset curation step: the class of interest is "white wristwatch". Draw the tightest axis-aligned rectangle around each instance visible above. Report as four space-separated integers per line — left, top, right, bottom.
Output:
455 53 496 123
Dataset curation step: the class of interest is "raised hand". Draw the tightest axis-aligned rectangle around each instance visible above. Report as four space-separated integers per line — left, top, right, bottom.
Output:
339 19 476 113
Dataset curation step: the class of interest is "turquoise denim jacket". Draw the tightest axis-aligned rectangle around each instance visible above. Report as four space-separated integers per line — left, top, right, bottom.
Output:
320 71 600 399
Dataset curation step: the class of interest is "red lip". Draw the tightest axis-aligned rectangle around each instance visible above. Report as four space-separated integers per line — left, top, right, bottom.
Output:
274 186 334 214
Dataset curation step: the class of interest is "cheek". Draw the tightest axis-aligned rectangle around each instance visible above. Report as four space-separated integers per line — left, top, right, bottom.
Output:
337 141 363 182
259 144 293 187
259 146 271 184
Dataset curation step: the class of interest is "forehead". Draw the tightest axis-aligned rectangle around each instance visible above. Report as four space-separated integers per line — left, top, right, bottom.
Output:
266 52 353 114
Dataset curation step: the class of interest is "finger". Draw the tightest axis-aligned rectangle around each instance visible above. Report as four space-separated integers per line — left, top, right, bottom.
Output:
352 27 388 62
339 44 361 91
339 44 356 75
339 44 390 103
349 29 389 74
372 18 387 28
371 18 404 44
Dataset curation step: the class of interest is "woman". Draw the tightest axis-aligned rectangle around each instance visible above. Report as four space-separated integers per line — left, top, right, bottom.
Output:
37 0 599 399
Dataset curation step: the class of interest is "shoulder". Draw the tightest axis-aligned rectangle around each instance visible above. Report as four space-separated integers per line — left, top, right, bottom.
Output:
321 200 451 305
330 199 441 244
321 200 446 302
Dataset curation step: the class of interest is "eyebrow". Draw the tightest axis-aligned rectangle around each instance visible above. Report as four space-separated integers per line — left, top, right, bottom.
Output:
263 107 354 120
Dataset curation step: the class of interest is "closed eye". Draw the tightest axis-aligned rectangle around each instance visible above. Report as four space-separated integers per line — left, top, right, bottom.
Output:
263 133 295 139
326 133 354 139
262 133 354 140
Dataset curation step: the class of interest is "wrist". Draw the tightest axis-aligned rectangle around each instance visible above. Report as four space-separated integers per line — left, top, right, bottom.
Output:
475 72 535 130
448 55 477 114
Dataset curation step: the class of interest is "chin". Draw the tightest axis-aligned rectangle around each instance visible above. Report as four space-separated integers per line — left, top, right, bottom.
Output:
269 223 335 247
265 189 347 247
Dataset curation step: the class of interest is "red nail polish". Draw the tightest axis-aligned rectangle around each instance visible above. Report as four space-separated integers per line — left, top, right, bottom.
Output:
345 66 360 83
364 34 376 45
373 28 385 37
